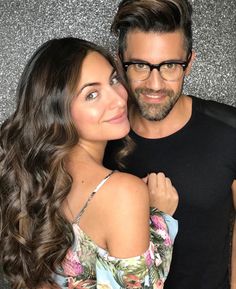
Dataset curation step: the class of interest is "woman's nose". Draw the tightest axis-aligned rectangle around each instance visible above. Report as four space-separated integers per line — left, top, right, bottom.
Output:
108 86 128 109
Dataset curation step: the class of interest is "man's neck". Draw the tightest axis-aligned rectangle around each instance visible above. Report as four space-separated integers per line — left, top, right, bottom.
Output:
130 95 192 139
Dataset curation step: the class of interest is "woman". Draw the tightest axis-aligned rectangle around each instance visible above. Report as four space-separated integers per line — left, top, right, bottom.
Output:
0 37 178 289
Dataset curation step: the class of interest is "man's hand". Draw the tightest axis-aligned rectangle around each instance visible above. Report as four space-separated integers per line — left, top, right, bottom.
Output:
144 172 179 216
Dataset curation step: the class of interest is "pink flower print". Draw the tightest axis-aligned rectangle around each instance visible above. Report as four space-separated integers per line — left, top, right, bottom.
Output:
144 243 155 267
155 279 164 289
124 274 142 288
151 215 167 231
145 250 153 267
62 248 83 276
164 234 172 246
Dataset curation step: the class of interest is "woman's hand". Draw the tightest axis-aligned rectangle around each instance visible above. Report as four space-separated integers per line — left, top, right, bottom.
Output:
143 172 179 216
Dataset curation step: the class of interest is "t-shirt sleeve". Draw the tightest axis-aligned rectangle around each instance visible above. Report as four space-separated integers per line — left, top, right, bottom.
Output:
95 209 175 289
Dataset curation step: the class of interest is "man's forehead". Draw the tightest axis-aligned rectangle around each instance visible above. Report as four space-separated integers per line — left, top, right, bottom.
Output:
124 30 187 60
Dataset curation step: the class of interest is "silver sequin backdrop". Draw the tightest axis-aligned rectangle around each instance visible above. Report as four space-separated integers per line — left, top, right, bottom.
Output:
0 0 236 125
0 0 235 288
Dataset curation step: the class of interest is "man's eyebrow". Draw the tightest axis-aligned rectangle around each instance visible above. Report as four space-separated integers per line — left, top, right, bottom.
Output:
126 58 149 63
126 58 184 64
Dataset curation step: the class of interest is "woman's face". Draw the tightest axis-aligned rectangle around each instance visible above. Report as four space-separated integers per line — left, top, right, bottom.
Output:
71 51 130 143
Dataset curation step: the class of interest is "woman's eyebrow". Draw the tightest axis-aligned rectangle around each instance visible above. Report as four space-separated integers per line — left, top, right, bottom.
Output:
78 67 116 94
78 82 100 94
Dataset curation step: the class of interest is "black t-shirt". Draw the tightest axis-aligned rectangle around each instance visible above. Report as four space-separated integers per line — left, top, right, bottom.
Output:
104 96 236 289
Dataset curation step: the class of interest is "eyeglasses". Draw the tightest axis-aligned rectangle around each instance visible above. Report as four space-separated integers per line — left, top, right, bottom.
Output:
123 52 192 82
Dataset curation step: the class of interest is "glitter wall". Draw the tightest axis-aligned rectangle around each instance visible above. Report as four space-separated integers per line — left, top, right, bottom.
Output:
0 1 235 287
0 0 236 125
0 0 235 125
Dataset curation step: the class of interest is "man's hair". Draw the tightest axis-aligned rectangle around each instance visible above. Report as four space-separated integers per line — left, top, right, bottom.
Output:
111 0 193 58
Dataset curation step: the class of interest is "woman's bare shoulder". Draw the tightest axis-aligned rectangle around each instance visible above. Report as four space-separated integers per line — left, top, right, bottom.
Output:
102 171 150 257
109 171 148 194
104 171 149 213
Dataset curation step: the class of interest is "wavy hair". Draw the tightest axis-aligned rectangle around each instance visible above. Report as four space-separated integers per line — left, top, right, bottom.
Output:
0 37 119 289
111 0 193 59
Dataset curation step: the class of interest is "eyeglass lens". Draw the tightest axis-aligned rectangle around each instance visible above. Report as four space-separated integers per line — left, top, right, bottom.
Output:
127 63 185 81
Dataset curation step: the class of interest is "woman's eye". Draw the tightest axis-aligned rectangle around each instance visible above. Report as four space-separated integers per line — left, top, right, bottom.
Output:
85 91 98 101
110 74 121 85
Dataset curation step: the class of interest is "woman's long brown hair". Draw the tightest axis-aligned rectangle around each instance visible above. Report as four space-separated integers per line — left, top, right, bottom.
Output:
0 37 120 289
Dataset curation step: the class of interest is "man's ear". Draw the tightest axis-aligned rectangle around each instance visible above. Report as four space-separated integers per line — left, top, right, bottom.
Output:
185 50 196 76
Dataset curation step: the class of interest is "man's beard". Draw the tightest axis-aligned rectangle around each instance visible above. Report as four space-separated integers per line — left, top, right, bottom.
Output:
133 87 181 121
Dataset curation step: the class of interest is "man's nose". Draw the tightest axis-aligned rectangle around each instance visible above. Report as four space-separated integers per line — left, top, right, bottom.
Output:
146 68 164 90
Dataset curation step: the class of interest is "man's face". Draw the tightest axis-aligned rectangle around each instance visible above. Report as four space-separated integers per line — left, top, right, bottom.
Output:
123 30 192 121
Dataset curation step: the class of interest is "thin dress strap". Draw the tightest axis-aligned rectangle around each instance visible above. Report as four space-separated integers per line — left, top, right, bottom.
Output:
73 170 115 223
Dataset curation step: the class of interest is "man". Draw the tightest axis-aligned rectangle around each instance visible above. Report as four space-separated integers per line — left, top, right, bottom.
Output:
104 0 236 288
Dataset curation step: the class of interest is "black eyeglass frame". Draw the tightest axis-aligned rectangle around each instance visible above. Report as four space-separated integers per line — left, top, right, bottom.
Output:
123 51 192 79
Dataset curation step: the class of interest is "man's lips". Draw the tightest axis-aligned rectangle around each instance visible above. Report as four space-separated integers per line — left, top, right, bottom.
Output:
140 92 167 102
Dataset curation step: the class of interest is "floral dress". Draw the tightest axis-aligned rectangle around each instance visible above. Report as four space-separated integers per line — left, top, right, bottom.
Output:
54 171 178 289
